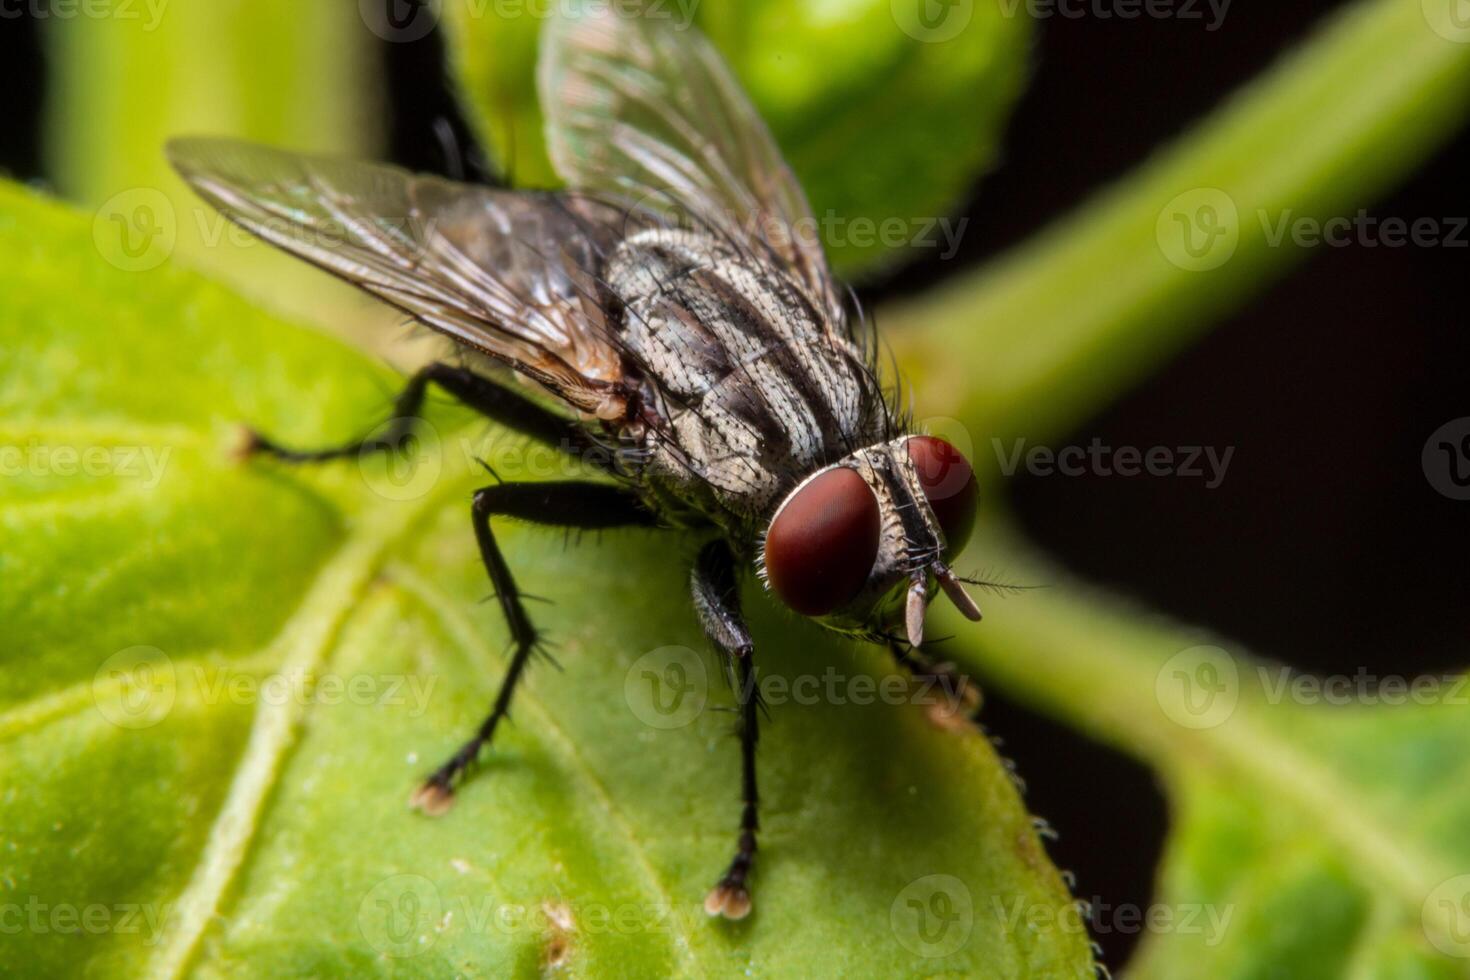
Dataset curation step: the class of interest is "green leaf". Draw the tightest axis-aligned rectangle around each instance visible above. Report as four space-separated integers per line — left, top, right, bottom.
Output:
934 523 1470 976
440 0 1030 274
0 185 1093 976
886 0 1470 446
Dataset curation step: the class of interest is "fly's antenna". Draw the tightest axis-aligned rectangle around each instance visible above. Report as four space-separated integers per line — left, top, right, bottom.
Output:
953 570 1046 598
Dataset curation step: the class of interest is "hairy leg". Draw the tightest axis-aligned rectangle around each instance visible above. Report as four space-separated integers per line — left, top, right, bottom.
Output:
244 361 607 468
410 481 657 813
690 539 760 920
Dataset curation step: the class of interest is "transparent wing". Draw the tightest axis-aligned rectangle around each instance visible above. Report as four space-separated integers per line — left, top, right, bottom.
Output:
167 137 632 418
539 7 845 330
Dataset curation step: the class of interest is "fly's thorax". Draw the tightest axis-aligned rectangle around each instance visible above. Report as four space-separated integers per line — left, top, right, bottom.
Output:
757 434 983 640
607 228 882 520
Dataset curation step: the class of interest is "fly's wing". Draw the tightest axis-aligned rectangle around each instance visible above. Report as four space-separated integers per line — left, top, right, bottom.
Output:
539 7 846 333
167 138 631 419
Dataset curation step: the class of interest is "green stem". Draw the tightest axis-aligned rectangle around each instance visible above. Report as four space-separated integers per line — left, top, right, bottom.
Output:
885 0 1470 444
43 2 380 326
934 523 1466 948
935 521 1194 761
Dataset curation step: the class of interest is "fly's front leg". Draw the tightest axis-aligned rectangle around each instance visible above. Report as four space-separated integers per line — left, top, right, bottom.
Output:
410 481 656 814
889 641 982 732
691 539 760 921
243 361 602 466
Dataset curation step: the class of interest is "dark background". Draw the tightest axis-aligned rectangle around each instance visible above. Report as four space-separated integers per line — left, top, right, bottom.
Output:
4 2 1466 966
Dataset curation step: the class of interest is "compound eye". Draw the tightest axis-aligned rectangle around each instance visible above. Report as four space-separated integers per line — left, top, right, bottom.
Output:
764 467 881 616
907 435 978 558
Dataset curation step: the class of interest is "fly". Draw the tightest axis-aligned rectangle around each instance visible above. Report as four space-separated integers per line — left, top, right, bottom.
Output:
168 6 987 921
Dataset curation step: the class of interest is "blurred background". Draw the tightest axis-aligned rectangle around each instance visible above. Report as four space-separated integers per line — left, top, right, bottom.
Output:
3 1 1466 966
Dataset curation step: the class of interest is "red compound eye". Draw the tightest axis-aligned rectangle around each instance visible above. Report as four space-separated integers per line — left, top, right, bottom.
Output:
764 467 881 616
907 436 978 557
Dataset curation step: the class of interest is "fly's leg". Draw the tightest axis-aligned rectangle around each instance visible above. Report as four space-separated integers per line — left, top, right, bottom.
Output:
243 361 605 467
889 642 982 732
410 481 657 814
691 539 760 921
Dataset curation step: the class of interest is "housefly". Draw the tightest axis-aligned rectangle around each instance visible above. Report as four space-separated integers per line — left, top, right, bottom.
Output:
168 5 986 920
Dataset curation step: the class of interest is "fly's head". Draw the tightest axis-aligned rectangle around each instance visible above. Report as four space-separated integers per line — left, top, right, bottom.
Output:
759 435 983 646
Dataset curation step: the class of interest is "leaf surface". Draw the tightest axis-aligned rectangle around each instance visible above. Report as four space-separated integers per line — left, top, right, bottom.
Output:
0 185 1092 978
